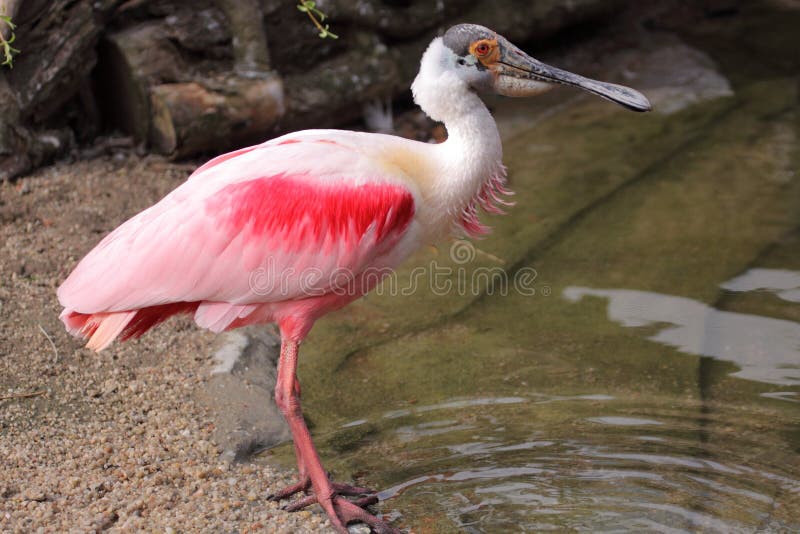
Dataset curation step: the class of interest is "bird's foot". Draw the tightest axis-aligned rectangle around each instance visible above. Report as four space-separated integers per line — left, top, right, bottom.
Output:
288 493 399 534
284 493 378 512
269 476 396 533
268 476 375 501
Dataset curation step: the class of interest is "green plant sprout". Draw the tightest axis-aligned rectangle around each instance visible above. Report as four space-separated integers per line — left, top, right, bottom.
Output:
0 14 19 68
297 1 338 39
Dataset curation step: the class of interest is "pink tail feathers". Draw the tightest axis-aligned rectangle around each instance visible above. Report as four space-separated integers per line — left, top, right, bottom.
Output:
60 302 202 352
61 309 136 351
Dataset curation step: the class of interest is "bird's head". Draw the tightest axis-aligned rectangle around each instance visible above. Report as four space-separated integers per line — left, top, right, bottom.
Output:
436 23 651 112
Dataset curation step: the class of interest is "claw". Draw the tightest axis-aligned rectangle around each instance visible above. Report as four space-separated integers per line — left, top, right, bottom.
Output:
269 477 374 502
332 496 401 534
279 490 397 533
283 494 317 512
280 489 378 514
267 477 311 501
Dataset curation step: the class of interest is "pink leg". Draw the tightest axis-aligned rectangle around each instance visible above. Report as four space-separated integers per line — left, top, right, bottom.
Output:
267 376 311 501
267 375 373 502
272 338 399 534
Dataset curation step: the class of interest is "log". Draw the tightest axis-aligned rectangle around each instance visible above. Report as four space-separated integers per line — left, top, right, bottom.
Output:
0 0 22 179
149 74 284 158
98 3 284 157
0 0 119 179
7 0 122 121
97 21 190 141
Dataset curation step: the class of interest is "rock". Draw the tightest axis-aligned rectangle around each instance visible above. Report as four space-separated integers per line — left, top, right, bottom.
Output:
23 488 46 502
197 326 291 462
149 74 285 158
621 35 734 114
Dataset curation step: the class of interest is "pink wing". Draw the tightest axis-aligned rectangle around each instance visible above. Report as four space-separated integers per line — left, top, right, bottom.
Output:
58 136 417 350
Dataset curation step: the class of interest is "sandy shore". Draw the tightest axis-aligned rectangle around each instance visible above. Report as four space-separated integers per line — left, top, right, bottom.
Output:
0 155 333 532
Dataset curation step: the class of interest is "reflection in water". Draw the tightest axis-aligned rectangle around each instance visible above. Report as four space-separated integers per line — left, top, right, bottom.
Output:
563 285 800 385
760 391 799 403
721 268 800 303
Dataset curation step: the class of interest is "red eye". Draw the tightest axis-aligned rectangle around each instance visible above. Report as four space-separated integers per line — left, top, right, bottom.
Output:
475 42 490 56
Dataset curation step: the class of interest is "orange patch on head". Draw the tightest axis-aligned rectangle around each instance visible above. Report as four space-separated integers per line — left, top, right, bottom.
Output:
469 38 500 67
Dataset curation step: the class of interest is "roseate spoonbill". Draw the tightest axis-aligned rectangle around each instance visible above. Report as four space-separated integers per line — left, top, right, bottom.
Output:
58 24 650 533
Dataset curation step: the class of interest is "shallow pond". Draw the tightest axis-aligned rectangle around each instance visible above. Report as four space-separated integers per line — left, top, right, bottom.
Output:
264 5 800 532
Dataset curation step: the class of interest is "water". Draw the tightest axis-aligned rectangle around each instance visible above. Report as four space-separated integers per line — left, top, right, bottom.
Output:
262 5 800 532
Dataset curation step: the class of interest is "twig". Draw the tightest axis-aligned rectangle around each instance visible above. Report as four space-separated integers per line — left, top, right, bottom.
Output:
0 14 20 68
0 390 46 401
38 324 59 364
297 1 338 39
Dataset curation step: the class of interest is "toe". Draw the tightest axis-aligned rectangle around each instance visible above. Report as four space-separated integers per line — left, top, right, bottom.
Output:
333 496 402 534
267 478 311 501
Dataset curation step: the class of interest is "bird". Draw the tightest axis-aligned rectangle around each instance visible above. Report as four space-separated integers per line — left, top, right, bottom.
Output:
58 24 650 534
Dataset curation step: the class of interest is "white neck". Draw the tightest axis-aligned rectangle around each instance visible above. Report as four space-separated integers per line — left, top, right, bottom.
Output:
411 38 504 237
